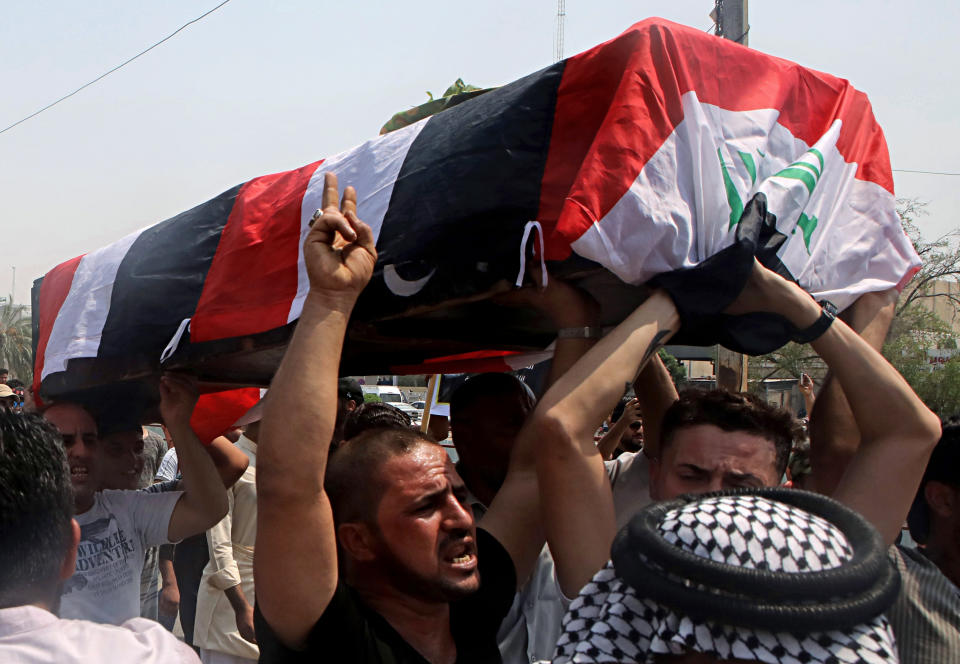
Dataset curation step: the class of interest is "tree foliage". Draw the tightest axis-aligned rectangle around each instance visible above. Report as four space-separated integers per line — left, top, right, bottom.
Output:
0 296 32 383
881 198 960 416
895 198 960 317
658 348 687 386
747 197 960 412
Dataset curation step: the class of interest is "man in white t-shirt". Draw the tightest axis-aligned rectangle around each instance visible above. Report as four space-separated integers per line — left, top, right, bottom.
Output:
43 374 229 625
0 409 199 663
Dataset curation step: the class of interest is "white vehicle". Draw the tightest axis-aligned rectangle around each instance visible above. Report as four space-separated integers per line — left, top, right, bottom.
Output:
392 402 422 424
361 385 404 404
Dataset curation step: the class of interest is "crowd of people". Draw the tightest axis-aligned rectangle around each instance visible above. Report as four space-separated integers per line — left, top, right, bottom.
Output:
0 173 958 663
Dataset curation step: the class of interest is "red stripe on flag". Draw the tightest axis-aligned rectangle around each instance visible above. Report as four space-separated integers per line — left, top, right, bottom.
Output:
391 349 522 375
539 18 893 261
33 255 84 400
190 160 323 343
190 387 261 445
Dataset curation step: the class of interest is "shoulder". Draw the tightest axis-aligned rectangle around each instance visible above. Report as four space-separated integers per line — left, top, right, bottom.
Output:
13 612 198 663
891 544 959 593
604 451 649 483
254 583 375 663
95 489 140 509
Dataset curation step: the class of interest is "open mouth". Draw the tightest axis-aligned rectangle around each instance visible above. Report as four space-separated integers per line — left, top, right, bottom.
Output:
442 540 477 569
70 466 90 480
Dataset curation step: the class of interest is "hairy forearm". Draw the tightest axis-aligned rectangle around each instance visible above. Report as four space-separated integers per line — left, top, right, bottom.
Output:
808 375 858 494
258 293 353 498
535 291 679 596
632 353 678 459
770 295 930 451
768 284 939 542
541 292 678 446
809 292 896 494
544 297 601 391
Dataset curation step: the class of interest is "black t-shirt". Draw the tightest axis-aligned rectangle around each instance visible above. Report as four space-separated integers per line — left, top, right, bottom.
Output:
255 528 517 664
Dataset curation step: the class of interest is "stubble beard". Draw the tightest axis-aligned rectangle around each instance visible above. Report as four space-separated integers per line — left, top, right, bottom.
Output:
374 535 480 603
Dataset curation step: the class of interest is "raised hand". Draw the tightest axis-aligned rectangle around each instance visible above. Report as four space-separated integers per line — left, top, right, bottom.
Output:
622 397 641 423
159 373 200 431
722 258 820 330
305 172 377 301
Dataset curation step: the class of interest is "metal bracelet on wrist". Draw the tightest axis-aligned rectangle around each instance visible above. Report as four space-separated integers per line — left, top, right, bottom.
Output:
557 326 604 339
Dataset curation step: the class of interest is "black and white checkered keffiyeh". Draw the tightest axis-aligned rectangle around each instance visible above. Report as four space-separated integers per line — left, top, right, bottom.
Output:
553 491 899 663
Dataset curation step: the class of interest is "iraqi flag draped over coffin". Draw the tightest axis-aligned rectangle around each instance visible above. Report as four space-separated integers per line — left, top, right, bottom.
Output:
33 17 919 406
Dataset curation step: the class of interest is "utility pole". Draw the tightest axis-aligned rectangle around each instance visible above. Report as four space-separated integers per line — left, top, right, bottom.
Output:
712 0 750 392
553 0 566 63
712 0 749 46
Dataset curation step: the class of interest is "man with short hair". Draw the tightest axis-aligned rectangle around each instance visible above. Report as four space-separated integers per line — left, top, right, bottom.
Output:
343 400 413 440
255 175 547 664
43 374 229 624
886 420 960 662
450 373 536 507
596 397 643 460
0 368 9 385
649 389 799 498
0 410 199 662
528 257 941 609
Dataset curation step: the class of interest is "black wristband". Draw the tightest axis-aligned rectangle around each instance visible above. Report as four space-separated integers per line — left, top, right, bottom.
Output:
792 300 838 344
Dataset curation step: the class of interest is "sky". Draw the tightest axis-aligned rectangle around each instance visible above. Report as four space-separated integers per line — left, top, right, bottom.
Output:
2 0 958 305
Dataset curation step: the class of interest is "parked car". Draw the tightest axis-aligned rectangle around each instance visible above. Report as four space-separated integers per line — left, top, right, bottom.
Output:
361 385 404 404
391 402 422 424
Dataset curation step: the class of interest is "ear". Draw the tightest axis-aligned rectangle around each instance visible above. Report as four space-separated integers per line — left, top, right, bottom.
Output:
60 519 81 581
337 522 377 562
925 481 956 519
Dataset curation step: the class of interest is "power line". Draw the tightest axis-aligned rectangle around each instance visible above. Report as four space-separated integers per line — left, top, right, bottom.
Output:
893 168 960 176
0 0 234 136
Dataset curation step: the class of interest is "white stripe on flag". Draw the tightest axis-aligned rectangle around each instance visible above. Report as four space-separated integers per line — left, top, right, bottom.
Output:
42 228 145 379
287 119 428 323
570 92 918 311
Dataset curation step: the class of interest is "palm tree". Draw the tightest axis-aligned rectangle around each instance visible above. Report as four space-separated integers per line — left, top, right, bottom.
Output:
0 295 32 383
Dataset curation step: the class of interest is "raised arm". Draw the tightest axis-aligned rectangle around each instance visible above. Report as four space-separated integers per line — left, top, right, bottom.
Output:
596 399 639 461
807 289 897 495
255 173 376 648
631 352 679 460
530 291 679 597
728 263 941 544
161 374 230 542
479 275 600 585
207 435 250 488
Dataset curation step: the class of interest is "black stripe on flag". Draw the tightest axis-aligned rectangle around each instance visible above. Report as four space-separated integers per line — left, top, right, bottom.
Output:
97 184 242 360
354 61 566 320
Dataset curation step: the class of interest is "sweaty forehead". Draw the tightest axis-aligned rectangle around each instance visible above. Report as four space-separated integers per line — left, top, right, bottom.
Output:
668 425 777 472
381 444 460 493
